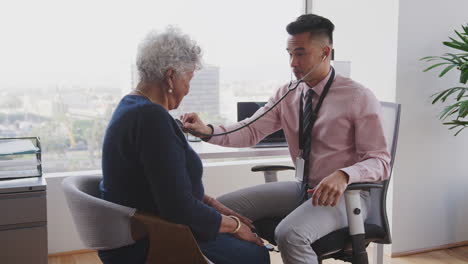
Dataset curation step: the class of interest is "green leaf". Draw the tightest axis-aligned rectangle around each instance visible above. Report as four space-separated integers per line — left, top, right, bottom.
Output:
443 120 468 126
454 126 467 136
442 119 468 135
423 62 451 72
459 100 468 118
420 56 438 60
448 37 466 47
448 36 466 46
444 41 468 52
455 30 468 44
431 87 468 103
443 121 460 125
449 108 459 117
432 89 452 104
461 70 468 84
437 56 457 63
445 53 464 64
438 64 457 77
457 88 468 101
421 25 468 136
440 57 458 63
421 56 456 63
440 109 456 121
441 88 461 102
440 103 460 120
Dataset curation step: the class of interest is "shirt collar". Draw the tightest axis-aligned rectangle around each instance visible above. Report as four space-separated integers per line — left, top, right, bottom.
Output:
303 67 333 97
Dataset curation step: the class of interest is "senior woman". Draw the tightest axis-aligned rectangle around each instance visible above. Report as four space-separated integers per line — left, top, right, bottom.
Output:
98 27 270 264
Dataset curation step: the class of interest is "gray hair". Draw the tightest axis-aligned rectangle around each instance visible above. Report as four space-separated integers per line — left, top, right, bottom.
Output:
136 26 203 83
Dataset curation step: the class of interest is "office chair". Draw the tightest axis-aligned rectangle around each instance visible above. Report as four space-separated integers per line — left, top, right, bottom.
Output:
252 102 400 264
62 175 212 264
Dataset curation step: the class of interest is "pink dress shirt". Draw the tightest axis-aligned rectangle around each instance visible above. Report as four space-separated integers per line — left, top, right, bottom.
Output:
208 70 391 187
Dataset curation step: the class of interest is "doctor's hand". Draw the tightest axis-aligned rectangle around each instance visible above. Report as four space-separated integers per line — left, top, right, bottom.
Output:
180 112 212 138
308 170 349 207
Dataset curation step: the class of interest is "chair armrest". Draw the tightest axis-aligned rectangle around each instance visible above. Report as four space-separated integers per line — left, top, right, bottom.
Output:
131 212 190 240
346 182 383 191
251 165 295 172
132 211 208 264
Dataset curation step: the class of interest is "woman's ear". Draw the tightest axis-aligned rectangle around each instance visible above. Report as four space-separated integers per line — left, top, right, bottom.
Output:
165 68 175 89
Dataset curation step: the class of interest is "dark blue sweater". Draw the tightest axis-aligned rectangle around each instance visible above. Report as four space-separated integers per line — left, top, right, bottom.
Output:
100 95 221 243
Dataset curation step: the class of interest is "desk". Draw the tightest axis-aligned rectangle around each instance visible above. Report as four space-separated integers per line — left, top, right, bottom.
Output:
189 141 294 196
189 141 290 159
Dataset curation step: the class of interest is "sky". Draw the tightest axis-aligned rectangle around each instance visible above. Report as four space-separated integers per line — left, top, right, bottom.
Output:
0 0 302 90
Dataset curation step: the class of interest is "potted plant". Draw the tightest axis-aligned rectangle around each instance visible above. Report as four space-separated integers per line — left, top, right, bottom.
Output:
421 24 468 135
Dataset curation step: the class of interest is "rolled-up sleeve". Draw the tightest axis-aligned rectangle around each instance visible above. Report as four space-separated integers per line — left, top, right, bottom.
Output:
340 89 391 184
208 87 285 147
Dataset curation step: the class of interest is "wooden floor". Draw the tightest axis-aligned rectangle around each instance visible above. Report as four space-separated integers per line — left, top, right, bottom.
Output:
49 245 468 264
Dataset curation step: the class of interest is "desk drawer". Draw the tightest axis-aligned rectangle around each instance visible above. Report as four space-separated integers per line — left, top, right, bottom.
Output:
0 191 46 226
0 225 47 264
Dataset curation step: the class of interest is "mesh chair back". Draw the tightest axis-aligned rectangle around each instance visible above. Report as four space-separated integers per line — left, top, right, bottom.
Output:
364 102 401 244
62 175 137 250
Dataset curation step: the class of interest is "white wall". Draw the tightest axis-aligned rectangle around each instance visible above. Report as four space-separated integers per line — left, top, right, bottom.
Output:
392 0 468 254
313 0 399 102
312 1 399 255
46 158 294 253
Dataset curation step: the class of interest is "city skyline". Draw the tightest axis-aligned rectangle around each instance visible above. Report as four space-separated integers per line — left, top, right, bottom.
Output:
0 0 302 173
0 61 287 173
0 1 300 91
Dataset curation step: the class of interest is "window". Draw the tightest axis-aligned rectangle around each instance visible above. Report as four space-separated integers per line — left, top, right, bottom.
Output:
0 0 303 173
310 0 398 102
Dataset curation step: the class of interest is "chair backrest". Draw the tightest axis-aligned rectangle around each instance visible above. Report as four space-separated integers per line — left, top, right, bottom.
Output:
62 175 137 250
364 102 401 244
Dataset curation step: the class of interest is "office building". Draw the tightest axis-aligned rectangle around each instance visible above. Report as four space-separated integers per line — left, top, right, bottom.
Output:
170 65 220 118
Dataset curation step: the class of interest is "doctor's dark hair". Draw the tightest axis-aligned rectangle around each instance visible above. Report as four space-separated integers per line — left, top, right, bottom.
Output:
286 14 334 44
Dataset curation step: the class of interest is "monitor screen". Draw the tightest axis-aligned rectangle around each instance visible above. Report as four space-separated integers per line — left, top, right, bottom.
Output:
236 102 286 142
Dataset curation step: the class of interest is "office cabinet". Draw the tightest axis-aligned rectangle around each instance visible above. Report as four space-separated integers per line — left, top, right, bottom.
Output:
0 137 47 264
0 178 47 264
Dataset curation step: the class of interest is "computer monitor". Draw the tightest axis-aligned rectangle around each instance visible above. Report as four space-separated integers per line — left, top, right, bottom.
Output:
237 102 287 147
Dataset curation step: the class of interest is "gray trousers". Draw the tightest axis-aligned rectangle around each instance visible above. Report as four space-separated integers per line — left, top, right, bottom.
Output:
217 181 370 264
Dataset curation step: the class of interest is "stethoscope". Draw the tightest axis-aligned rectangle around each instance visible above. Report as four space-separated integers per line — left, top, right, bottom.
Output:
176 56 328 138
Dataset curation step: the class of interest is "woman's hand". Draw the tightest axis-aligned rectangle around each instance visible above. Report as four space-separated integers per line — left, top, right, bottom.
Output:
234 224 264 247
208 197 255 229
180 112 212 138
219 215 263 246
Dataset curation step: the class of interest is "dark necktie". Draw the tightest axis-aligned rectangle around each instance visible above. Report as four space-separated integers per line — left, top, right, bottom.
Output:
302 89 315 194
303 89 315 149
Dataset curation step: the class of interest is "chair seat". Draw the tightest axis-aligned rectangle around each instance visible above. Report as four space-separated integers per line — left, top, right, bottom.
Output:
254 218 386 257
312 223 386 258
